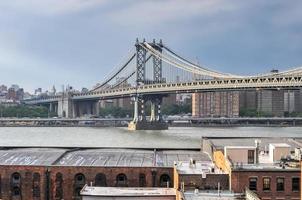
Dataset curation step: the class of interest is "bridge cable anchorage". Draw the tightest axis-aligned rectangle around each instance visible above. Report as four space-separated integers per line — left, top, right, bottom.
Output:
141 42 240 79
92 47 136 91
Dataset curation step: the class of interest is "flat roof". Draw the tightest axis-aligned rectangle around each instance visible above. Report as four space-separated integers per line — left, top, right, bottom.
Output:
225 146 256 149
0 148 66 166
176 161 223 175
269 143 291 147
207 137 300 151
184 191 243 200
56 149 210 167
81 186 176 197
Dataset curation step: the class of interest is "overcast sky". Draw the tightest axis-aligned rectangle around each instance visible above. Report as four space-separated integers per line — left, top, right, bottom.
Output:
0 0 301 93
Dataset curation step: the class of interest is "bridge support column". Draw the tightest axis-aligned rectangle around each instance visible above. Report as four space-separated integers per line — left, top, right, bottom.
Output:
49 103 53 113
128 95 168 131
94 101 100 117
58 93 73 118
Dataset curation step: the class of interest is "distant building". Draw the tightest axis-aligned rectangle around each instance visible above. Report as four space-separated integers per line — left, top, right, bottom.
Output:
192 91 239 118
0 85 7 92
34 88 42 95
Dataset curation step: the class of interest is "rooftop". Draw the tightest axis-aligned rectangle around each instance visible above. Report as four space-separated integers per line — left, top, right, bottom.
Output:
183 191 243 200
80 186 176 197
56 149 210 167
0 148 210 167
207 137 300 151
0 148 66 166
176 161 224 175
269 143 291 148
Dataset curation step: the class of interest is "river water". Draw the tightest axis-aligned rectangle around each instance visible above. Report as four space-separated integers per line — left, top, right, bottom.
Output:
0 127 301 149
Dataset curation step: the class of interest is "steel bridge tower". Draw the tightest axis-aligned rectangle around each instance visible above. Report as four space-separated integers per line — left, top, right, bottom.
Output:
128 39 168 130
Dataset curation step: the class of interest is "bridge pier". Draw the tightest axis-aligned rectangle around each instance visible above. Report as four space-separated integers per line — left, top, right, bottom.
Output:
128 95 168 131
58 94 73 118
72 101 100 118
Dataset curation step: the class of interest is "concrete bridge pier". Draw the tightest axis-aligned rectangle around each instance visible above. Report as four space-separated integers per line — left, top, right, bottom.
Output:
58 95 73 118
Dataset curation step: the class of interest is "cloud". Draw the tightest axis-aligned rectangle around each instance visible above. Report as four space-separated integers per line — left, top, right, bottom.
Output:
0 0 108 16
106 0 243 27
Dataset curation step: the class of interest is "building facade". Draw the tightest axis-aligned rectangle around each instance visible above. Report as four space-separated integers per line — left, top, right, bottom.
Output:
192 91 239 117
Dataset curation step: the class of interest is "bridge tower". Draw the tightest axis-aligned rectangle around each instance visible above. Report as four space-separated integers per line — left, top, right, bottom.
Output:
128 39 168 130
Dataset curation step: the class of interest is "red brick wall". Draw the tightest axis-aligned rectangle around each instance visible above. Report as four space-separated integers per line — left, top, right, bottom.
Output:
0 165 174 200
0 165 47 200
231 170 300 199
49 166 173 200
178 174 229 191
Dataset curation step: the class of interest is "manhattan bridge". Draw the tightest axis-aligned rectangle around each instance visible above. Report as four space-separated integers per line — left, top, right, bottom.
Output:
25 39 302 130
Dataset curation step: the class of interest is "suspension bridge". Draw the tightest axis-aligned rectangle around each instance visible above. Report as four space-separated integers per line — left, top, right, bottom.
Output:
24 39 302 130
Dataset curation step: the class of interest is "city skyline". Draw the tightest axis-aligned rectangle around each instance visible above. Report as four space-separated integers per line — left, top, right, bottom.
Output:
0 0 302 92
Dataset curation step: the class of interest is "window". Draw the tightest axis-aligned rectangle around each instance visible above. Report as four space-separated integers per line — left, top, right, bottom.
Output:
33 173 40 181
55 173 63 200
263 177 270 191
160 174 171 187
33 173 41 198
12 186 21 196
116 174 127 187
248 150 255 164
11 173 21 184
292 177 300 191
139 173 146 187
95 173 107 187
74 173 85 185
276 177 285 191
74 187 82 200
249 178 257 191
33 186 40 198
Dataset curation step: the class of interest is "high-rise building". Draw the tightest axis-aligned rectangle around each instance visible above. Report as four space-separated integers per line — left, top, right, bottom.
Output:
192 91 239 117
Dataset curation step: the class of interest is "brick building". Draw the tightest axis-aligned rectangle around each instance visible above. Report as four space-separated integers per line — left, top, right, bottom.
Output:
203 137 302 200
0 148 208 200
192 91 239 117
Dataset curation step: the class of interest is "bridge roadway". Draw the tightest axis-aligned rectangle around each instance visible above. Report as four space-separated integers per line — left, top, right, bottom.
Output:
25 75 302 104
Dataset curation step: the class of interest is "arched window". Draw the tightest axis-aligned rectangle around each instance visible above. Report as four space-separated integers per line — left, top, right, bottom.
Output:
116 174 127 187
74 173 86 200
74 173 86 185
33 173 41 198
55 173 63 200
95 173 107 187
33 173 40 181
160 174 171 187
139 173 146 187
11 173 21 185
